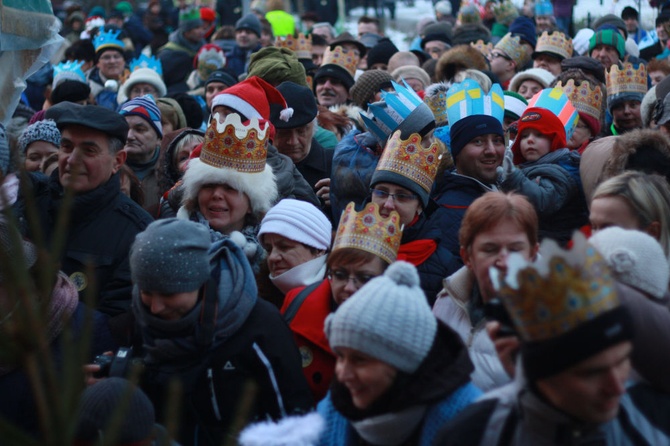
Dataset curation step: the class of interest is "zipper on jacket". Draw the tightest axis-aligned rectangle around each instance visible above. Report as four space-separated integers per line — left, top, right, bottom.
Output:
208 368 222 421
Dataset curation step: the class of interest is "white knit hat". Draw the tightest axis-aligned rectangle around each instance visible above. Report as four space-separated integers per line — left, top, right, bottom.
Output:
325 261 437 373
119 68 167 103
589 227 670 300
257 199 332 250
509 68 556 93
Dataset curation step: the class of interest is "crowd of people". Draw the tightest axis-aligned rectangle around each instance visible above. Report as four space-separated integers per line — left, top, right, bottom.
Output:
2 0 670 444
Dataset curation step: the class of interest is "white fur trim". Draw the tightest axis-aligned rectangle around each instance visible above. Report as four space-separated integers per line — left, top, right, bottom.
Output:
211 93 262 119
238 412 325 446
176 205 190 220
181 158 278 217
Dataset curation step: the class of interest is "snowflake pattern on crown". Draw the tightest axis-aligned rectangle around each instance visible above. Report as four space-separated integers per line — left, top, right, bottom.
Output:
94 29 125 52
491 232 619 342
322 45 359 77
535 31 573 60
129 54 163 75
200 113 270 174
606 62 647 98
556 79 602 121
332 202 402 265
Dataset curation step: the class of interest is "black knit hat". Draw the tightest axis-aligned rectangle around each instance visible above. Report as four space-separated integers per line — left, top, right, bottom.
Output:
560 56 606 85
313 64 355 91
205 69 238 89
50 79 91 105
366 38 399 68
235 13 262 37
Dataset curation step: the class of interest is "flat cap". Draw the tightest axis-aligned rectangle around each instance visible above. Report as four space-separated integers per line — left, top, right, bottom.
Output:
46 102 129 143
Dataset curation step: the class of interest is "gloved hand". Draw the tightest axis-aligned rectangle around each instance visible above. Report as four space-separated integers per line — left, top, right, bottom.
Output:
497 144 517 183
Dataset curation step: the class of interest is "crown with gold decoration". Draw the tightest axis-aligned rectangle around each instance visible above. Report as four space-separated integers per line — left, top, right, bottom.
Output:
556 79 602 122
470 39 493 58
332 202 403 265
491 232 620 342
606 62 647 108
321 45 360 77
94 29 125 54
200 113 270 173
423 82 450 125
129 54 163 75
275 33 312 59
534 31 573 60
492 0 519 25
376 130 442 194
494 33 531 68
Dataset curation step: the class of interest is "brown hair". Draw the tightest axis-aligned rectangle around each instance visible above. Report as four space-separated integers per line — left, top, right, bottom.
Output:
459 191 538 250
327 247 390 271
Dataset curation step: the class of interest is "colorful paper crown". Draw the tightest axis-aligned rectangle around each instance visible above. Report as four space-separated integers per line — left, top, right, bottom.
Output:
495 33 531 67
94 29 125 53
362 80 436 143
446 79 505 126
321 45 359 77
332 202 403 265
129 54 162 75
491 232 619 342
470 39 493 57
527 87 579 141
423 82 450 125
535 31 573 60
556 79 602 122
275 33 312 59
492 0 519 25
606 62 647 102
376 130 442 194
52 60 87 87
201 113 270 173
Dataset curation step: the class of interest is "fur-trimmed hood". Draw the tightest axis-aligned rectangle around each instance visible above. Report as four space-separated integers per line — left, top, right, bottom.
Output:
323 103 367 134
435 44 488 82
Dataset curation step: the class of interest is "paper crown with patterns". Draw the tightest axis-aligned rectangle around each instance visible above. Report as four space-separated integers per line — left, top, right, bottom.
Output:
527 87 579 141
180 113 278 216
606 62 647 110
446 79 505 126
555 79 603 123
321 45 359 78
534 31 573 60
332 202 403 265
492 0 519 26
129 54 162 75
362 80 436 144
494 33 532 68
470 39 493 57
491 232 620 342
275 33 312 59
94 29 125 53
52 60 87 88
423 82 450 125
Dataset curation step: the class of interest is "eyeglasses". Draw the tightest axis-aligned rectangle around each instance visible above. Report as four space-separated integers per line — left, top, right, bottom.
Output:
370 188 418 204
489 51 512 61
328 269 375 287
130 86 159 96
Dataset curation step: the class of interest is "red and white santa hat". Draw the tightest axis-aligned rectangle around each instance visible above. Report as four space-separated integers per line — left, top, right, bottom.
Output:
211 75 293 122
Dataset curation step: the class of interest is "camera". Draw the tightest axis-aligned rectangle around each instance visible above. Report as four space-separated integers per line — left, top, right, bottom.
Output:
484 298 517 337
93 347 139 378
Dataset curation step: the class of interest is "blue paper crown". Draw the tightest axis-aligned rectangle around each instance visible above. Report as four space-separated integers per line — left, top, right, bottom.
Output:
361 79 428 143
130 54 163 75
53 60 87 86
527 88 579 141
94 29 125 53
446 79 505 126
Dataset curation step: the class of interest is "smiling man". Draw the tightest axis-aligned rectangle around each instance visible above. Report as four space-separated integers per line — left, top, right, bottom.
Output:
37 102 153 317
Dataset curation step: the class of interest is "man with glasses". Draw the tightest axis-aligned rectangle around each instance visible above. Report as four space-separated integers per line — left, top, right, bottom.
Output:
488 33 532 89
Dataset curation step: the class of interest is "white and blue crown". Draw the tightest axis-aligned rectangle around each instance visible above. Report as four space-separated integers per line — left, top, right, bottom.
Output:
94 29 125 53
361 79 435 143
527 88 579 141
446 79 505 126
130 54 163 75
52 60 87 88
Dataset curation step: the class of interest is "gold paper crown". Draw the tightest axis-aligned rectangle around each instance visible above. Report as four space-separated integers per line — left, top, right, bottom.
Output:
492 232 620 342
274 33 312 59
556 79 603 121
535 31 573 60
470 39 493 57
376 130 442 193
495 33 532 68
332 202 402 265
322 45 360 77
200 113 270 173
423 82 450 125
606 62 647 98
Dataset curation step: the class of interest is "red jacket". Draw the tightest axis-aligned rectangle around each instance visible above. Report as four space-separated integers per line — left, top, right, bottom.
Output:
280 279 336 403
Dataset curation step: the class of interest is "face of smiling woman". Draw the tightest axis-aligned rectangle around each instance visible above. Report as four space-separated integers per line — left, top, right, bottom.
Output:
197 183 251 234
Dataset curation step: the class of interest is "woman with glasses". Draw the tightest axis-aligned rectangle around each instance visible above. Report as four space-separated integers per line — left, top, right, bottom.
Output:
279 202 402 403
369 129 462 304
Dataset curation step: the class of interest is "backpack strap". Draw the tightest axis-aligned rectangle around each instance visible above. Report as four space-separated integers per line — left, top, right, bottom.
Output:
283 281 322 325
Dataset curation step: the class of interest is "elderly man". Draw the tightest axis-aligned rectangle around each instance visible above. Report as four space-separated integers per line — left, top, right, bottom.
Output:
589 27 626 69
34 102 153 317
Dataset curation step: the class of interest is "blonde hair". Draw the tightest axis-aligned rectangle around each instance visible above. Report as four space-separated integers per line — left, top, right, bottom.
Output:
453 69 491 93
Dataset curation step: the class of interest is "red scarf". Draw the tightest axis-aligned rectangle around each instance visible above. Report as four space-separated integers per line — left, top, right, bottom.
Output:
397 239 438 266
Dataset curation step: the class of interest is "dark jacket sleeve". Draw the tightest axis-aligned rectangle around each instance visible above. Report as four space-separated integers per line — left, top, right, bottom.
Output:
266 145 320 207
432 398 500 446
501 163 577 215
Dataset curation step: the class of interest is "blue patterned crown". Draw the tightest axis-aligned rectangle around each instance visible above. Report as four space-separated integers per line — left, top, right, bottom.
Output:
52 60 86 87
446 79 504 126
130 54 162 75
527 87 579 141
94 29 125 53
361 79 435 143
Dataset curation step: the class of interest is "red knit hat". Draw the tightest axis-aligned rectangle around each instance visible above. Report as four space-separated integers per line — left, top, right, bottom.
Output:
210 76 293 122
200 7 216 22
577 111 601 136
511 107 566 164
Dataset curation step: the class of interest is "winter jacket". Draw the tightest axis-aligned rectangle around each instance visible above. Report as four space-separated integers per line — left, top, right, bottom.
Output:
226 43 262 78
316 322 481 446
158 31 205 92
294 139 334 219
433 266 511 391
87 67 122 110
28 171 153 316
303 0 339 25
123 14 154 57
280 279 335 403
501 149 588 245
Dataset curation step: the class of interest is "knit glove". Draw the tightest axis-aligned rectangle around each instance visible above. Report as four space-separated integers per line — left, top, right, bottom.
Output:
496 144 517 183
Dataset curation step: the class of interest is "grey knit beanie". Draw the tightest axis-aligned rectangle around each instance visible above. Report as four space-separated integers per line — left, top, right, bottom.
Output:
325 261 437 373
350 69 393 109
130 218 212 294
18 119 61 154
